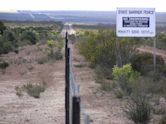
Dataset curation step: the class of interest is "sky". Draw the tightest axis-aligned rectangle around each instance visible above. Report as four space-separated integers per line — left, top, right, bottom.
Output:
0 0 166 12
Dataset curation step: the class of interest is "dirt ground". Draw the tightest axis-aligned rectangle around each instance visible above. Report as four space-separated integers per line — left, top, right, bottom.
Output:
0 45 65 124
0 43 134 124
0 43 165 124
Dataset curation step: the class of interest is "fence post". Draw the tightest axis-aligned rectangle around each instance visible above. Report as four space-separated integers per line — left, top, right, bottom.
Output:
72 96 80 124
65 32 70 124
65 32 68 58
85 115 90 124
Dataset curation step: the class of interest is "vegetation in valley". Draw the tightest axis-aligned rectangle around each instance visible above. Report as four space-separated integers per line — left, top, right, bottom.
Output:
0 21 64 98
0 21 64 70
0 21 63 55
76 27 166 124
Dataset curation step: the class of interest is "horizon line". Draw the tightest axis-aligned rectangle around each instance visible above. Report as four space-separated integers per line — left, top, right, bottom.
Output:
0 9 166 13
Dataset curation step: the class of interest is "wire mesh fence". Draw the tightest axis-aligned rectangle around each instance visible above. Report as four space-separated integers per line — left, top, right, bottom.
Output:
65 32 90 124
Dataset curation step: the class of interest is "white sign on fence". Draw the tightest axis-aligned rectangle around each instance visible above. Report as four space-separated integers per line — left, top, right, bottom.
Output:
116 8 156 37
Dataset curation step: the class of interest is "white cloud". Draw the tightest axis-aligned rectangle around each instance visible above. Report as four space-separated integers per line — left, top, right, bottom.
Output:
0 0 165 12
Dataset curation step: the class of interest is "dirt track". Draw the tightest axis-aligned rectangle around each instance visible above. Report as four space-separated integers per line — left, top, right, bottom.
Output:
137 46 166 62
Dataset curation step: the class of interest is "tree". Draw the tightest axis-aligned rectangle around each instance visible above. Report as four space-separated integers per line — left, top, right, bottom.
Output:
3 30 16 42
21 30 37 44
0 21 6 35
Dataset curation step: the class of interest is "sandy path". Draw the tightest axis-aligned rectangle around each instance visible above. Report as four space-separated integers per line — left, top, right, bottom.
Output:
137 46 166 62
0 60 65 124
69 44 133 124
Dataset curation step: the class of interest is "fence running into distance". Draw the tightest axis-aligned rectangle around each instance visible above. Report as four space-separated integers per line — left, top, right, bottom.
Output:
65 32 90 124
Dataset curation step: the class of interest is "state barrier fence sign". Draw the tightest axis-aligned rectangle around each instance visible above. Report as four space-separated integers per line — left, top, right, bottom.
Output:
116 8 156 37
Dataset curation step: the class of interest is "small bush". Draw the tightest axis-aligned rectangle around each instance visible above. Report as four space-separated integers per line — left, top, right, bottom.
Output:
23 84 45 98
114 88 124 98
0 61 9 69
95 64 113 80
159 114 166 124
0 21 6 34
74 63 86 68
0 38 13 54
112 64 140 95
131 53 165 75
53 50 63 60
3 30 17 42
48 50 63 61
47 40 56 56
117 75 133 95
15 86 23 97
0 29 18 54
100 81 112 91
158 65 166 77
154 107 166 115
125 96 151 124
112 64 140 82
37 57 48 64
46 40 63 60
131 76 166 97
21 31 37 44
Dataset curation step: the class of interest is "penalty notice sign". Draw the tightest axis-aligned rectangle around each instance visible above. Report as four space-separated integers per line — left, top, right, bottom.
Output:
116 8 156 37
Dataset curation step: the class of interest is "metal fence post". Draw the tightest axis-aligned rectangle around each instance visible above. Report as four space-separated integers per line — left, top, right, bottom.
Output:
85 115 90 124
65 32 68 58
65 31 89 124
72 96 80 124
65 32 70 124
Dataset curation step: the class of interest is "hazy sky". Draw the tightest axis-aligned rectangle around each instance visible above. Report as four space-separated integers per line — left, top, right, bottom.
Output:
0 0 165 12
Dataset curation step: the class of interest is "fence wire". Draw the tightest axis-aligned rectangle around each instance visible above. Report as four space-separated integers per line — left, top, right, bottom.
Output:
69 49 90 124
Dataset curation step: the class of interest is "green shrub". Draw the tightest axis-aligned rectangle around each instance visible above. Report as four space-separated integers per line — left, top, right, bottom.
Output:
74 63 86 68
158 65 166 77
0 21 6 34
53 50 63 60
131 53 165 75
100 81 112 91
47 40 63 60
21 30 37 44
112 64 140 95
15 86 23 97
47 40 57 57
125 96 151 124
3 30 17 42
77 30 117 65
157 33 166 49
159 114 166 124
131 76 166 97
112 64 140 82
0 42 12 54
0 61 9 69
95 65 113 80
154 107 166 115
77 30 137 79
0 29 18 54
23 84 45 98
37 57 48 64
114 88 124 98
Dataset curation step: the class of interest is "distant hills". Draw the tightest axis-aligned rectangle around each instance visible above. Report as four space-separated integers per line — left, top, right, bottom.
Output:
0 10 166 25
